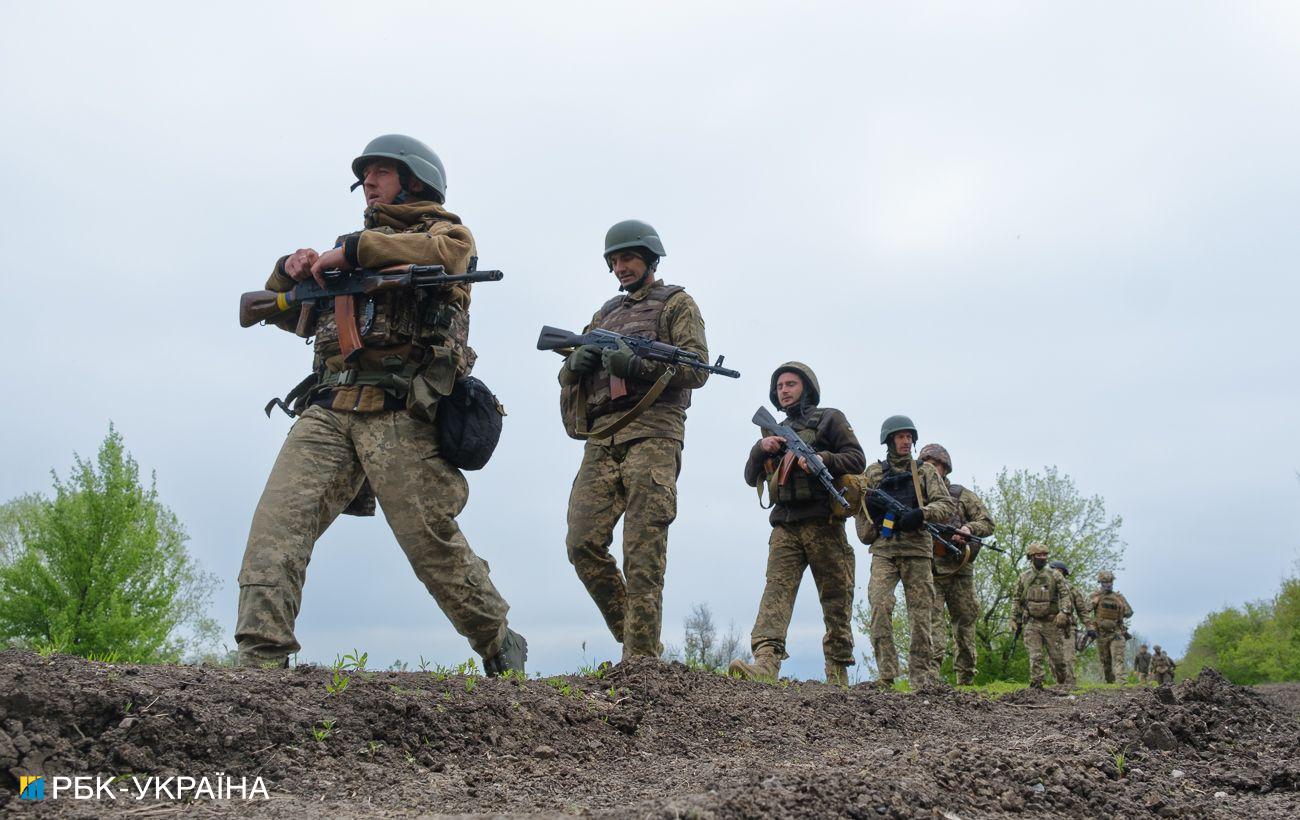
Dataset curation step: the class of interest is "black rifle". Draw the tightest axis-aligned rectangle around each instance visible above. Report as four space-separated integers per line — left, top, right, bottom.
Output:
241 261 503 361
751 406 850 510
862 487 964 558
928 523 1006 553
1012 620 1024 646
537 325 739 402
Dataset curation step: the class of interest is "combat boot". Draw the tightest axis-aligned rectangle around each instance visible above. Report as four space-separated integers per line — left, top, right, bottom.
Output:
484 628 528 677
729 648 781 682
824 660 850 687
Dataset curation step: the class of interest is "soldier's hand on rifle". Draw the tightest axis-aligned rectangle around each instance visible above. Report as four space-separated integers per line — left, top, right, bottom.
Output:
566 345 603 374
1054 612 1068 628
895 508 925 532
952 525 971 545
797 456 811 473
310 247 352 285
864 493 890 519
1086 629 1098 639
759 436 784 455
284 248 320 282
601 339 639 378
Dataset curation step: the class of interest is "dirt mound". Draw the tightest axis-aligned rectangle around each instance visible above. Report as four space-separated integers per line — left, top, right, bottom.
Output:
1 651 1298 817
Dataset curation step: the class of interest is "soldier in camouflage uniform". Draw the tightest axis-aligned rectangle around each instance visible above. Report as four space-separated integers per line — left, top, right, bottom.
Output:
1151 645 1176 684
918 444 994 685
235 135 526 675
1135 643 1153 684
1011 543 1072 688
730 363 865 685
1048 560 1089 687
559 221 711 658
1085 569 1133 683
854 416 955 687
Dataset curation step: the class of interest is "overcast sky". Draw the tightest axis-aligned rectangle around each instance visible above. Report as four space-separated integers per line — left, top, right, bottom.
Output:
2 1 1297 679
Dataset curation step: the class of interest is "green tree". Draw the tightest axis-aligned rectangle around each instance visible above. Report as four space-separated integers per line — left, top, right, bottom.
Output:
1180 566 1300 684
0 425 219 662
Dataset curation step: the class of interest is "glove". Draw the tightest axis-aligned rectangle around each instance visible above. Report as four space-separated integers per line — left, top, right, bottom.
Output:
601 340 640 378
865 493 890 520
1010 620 1021 633
1054 612 1068 628
1086 629 1098 639
895 508 925 532
566 344 602 374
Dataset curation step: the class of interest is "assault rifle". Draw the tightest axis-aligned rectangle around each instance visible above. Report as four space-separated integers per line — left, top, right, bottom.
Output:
536 325 739 400
1075 630 1096 653
240 261 503 361
862 488 965 558
928 523 1006 554
751 406 850 510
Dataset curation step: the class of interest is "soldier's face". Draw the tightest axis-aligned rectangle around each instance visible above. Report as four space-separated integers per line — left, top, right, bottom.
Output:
361 160 405 207
1032 557 1047 569
608 251 648 289
775 373 803 408
891 431 915 455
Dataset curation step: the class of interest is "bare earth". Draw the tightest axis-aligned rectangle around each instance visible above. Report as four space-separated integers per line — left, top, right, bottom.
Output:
1 649 1298 818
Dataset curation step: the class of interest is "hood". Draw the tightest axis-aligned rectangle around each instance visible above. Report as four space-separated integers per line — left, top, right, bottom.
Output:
769 361 821 412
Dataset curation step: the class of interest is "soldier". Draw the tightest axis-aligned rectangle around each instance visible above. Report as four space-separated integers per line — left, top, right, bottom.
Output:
1085 569 1134 683
559 220 710 658
1151 645 1176 684
1048 560 1089 687
235 135 527 674
918 444 994 686
1135 643 1153 684
1010 543 1071 688
855 416 955 687
730 363 865 685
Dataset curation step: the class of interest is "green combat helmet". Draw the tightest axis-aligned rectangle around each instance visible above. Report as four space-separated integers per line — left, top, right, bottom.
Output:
351 134 447 202
1097 570 1115 583
768 362 821 410
879 414 917 445
1027 542 1049 557
604 219 667 268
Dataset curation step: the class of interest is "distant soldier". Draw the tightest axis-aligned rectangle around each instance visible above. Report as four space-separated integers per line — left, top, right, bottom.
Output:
1135 643 1153 684
1011 543 1071 688
731 363 865 685
1048 560 1089 687
918 444 994 686
1086 570 1133 683
1151 645 1176 685
559 220 710 659
855 416 956 687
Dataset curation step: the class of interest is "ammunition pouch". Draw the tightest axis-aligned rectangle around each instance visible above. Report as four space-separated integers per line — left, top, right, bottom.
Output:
436 375 506 471
1026 583 1056 618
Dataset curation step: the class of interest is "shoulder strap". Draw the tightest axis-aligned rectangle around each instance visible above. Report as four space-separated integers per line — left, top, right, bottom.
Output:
571 366 676 440
910 458 926 506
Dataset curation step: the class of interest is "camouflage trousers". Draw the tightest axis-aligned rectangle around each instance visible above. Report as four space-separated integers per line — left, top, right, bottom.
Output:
235 406 510 666
867 555 935 684
1155 670 1174 685
566 437 680 657
1024 618 1068 687
929 571 979 683
1098 629 1127 683
1138 670 1151 684
748 519 856 666
1057 623 1080 686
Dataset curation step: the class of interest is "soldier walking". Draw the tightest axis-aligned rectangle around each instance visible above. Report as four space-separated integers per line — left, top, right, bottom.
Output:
1151 645 1176 684
1048 560 1089 687
1011 544 1071 688
235 135 526 674
1086 570 1134 683
559 221 711 658
730 364 865 684
1135 643 1153 684
855 416 955 687
918 444 994 686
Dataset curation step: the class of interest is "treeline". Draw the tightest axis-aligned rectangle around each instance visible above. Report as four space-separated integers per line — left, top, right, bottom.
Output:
1180 567 1300 684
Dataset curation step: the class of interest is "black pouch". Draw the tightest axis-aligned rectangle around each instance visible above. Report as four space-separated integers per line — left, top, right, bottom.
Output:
437 376 506 470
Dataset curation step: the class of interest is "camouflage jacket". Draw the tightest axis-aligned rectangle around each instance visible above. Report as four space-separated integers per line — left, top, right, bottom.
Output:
933 478 995 578
557 278 708 445
1062 581 1089 629
854 453 955 558
1013 566 1070 622
1135 650 1152 672
743 405 865 525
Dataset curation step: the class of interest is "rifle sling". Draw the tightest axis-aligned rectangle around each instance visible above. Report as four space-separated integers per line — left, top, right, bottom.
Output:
575 365 676 441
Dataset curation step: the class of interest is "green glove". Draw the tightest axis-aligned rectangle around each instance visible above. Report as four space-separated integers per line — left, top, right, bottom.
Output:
601 340 640 378
566 344 602 374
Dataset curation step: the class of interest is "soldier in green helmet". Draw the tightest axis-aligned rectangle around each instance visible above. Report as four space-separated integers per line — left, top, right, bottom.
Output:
854 415 955 687
235 135 527 676
559 220 711 659
1011 543 1071 688
730 363 865 685
1085 569 1133 683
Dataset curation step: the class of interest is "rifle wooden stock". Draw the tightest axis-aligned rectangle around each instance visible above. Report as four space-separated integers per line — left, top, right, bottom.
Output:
239 289 297 328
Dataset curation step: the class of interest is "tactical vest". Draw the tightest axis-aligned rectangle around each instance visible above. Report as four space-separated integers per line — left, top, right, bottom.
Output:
766 409 827 503
585 284 690 416
1094 593 1123 630
932 483 968 574
1152 654 1172 674
1025 572 1059 618
877 459 921 509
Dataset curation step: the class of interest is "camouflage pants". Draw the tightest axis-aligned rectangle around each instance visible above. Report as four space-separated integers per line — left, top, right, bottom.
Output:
1098 629 1127 683
1058 623 1080 686
748 519 856 666
929 571 979 683
867 555 935 684
1155 670 1174 685
1138 670 1151 684
1024 618 1068 687
235 406 510 666
566 437 680 657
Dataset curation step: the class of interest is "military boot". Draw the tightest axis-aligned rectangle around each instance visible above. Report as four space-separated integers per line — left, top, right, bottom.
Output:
824 660 850 687
729 648 781 682
484 628 528 677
